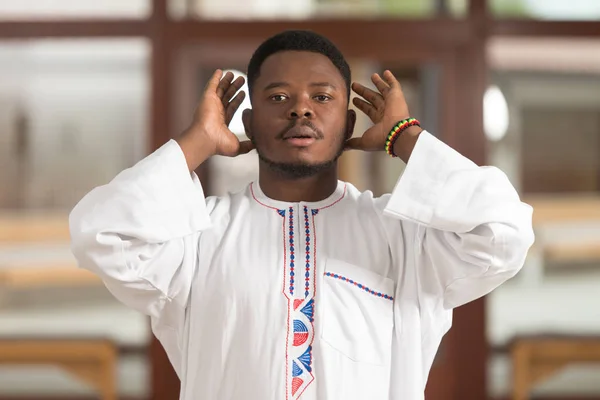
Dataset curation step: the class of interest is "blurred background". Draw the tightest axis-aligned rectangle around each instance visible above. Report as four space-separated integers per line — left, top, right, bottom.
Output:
0 0 599 399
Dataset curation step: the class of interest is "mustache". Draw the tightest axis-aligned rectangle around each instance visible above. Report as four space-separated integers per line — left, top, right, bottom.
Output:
277 119 324 140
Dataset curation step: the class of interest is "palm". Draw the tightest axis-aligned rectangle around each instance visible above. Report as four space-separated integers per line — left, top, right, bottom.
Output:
346 70 410 152
192 70 253 157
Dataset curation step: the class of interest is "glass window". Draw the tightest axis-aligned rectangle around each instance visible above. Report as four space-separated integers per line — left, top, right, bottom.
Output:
169 0 466 20
0 0 151 20
0 38 151 398
486 37 600 399
490 0 600 20
0 39 150 211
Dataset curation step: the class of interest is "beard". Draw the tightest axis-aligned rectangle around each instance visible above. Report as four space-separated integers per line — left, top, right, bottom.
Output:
251 132 346 180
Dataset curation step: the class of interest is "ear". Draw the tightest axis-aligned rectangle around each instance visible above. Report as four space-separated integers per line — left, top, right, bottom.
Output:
242 108 253 140
345 109 356 141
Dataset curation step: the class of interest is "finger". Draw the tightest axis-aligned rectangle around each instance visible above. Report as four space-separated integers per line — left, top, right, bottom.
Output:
344 137 364 151
222 75 246 105
383 70 402 90
216 71 235 99
372 73 390 97
352 97 378 121
237 140 255 155
204 69 223 93
225 91 246 126
351 82 384 108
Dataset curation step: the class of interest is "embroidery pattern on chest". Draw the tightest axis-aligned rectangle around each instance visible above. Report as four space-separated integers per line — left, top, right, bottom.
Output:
280 205 316 400
250 182 347 400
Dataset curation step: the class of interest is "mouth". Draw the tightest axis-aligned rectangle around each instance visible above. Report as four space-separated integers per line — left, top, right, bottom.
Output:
284 137 317 147
282 126 319 147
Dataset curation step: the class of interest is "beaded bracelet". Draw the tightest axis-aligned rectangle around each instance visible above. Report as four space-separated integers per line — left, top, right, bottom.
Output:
384 118 420 158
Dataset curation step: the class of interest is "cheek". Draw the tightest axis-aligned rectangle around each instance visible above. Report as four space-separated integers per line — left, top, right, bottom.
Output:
251 113 284 140
323 119 347 143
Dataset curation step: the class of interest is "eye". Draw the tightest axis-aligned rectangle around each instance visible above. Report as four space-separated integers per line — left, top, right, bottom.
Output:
314 94 332 102
270 94 288 102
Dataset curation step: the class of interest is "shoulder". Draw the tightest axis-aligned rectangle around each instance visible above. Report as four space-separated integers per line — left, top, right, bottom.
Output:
341 181 419 238
341 181 393 214
203 182 257 219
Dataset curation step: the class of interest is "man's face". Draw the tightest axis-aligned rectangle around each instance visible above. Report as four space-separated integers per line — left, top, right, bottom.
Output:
243 51 355 178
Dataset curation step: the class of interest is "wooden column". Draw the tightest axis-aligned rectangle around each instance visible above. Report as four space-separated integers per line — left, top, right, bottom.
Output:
149 1 182 400
444 1 489 399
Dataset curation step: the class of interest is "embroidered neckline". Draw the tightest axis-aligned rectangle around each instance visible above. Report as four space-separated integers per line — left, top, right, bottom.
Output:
250 180 346 211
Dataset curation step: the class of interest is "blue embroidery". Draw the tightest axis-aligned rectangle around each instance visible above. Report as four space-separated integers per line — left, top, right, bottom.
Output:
252 183 346 399
304 206 311 298
285 207 319 398
292 361 303 377
293 319 308 332
298 347 312 372
300 299 314 322
289 207 295 295
324 272 394 301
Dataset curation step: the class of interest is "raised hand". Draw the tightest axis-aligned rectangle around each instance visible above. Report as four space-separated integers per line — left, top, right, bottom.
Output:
177 70 254 171
190 69 254 157
345 70 414 153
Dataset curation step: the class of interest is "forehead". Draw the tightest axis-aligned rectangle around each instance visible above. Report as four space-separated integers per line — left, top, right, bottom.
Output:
255 51 345 89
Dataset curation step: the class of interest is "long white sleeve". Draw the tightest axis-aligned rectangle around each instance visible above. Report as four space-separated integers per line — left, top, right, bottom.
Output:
69 139 213 320
384 131 535 310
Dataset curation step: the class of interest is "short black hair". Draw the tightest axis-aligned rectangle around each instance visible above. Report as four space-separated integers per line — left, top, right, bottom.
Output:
246 30 351 101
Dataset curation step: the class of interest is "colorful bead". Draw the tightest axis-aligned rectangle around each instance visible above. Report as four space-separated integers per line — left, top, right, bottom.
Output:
384 117 420 158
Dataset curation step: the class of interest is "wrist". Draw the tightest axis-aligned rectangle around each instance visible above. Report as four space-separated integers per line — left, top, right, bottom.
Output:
392 125 422 163
176 127 217 172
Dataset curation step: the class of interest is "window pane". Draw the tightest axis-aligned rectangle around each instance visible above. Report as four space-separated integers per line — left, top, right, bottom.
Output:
0 39 150 211
0 0 151 20
169 0 466 20
486 36 600 399
490 0 600 20
0 38 151 398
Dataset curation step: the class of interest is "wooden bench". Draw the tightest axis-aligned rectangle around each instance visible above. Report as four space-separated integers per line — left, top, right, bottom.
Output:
0 212 71 243
0 213 118 399
518 196 600 284
0 261 99 289
511 336 600 400
509 197 600 398
525 194 600 226
0 338 117 400
543 241 600 264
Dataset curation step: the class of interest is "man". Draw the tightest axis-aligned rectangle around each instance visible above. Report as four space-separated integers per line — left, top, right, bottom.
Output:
70 30 534 399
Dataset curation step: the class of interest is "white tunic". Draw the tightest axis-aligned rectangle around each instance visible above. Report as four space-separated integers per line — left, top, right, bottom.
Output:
69 131 534 400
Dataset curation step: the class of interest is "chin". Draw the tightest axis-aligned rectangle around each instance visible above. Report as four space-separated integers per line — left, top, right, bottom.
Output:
257 150 338 178
290 154 337 168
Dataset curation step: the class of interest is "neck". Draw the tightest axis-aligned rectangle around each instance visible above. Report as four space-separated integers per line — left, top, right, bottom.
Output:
258 162 339 203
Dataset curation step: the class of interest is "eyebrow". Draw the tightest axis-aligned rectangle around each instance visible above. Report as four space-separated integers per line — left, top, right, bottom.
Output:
263 82 338 91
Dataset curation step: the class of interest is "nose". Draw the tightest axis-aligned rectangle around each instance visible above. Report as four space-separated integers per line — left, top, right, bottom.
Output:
287 96 313 119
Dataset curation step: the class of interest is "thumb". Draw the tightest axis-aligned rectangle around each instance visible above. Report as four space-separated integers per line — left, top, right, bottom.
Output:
204 69 223 93
344 137 364 151
237 140 255 156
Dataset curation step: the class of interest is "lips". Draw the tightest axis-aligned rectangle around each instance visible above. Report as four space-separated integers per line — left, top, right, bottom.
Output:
285 137 316 147
281 125 319 147
282 126 318 140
